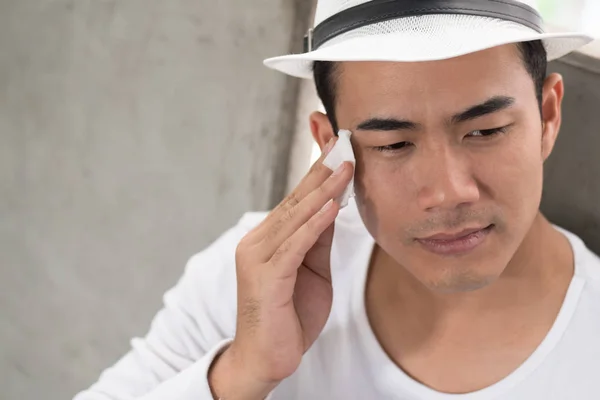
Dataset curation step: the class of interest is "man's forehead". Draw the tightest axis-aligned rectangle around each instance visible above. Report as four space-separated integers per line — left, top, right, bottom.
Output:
337 44 524 87
335 44 531 119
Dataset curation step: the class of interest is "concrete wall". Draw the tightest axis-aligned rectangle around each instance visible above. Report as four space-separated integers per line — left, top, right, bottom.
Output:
0 1 311 399
543 53 600 255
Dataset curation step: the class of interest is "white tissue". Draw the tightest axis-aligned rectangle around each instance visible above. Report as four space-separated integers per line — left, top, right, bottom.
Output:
323 129 355 208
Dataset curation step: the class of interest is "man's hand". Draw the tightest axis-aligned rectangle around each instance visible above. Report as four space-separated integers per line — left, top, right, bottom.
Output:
209 137 354 399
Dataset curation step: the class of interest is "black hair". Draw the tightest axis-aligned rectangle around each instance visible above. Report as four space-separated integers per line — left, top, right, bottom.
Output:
313 40 548 133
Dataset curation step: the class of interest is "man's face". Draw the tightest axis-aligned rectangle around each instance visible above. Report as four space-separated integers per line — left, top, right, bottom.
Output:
334 45 556 293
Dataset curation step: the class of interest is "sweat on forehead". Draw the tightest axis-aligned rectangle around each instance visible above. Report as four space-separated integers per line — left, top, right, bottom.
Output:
314 41 547 133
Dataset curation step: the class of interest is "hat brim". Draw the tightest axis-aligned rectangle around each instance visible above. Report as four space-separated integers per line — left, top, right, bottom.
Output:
264 30 595 79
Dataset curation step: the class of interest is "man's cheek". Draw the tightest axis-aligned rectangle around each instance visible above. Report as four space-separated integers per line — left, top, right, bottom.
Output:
485 159 542 221
500 148 543 195
356 167 411 213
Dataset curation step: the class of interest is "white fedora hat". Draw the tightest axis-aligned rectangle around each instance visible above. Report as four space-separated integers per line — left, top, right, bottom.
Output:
264 0 595 79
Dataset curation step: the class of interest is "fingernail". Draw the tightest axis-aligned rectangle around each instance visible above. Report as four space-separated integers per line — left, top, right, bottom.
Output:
323 138 335 155
331 162 346 177
320 199 333 213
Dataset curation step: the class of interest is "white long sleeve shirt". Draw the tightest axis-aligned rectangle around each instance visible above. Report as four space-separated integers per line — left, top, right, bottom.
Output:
74 202 600 400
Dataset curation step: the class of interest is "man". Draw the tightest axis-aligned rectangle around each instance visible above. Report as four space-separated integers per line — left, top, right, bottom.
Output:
75 1 600 399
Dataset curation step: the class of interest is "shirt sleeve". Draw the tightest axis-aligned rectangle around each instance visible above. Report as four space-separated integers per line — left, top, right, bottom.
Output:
73 213 267 400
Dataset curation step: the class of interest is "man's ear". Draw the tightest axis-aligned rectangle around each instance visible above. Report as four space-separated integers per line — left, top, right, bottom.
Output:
541 73 564 161
310 111 336 151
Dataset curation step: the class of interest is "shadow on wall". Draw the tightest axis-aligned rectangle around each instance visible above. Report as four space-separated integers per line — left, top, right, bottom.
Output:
543 52 600 255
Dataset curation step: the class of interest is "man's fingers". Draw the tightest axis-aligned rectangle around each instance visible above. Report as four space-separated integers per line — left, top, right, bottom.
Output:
256 162 353 259
256 138 338 233
268 198 340 279
290 138 338 199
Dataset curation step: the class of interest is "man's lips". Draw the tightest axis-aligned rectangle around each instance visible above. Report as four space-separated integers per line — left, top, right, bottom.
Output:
418 226 492 241
415 225 494 256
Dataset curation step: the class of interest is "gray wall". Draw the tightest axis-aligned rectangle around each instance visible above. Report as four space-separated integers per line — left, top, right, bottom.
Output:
0 1 311 399
544 53 600 254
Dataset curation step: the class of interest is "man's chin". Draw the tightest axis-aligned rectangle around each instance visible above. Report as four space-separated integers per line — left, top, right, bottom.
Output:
423 271 499 294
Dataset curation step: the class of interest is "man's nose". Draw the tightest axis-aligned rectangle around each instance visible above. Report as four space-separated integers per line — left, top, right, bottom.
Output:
414 146 480 212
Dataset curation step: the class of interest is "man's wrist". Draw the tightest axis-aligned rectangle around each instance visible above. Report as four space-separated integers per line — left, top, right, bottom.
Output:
208 344 278 400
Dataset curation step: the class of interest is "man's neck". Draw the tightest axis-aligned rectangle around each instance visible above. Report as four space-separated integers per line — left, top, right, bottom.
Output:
364 213 575 393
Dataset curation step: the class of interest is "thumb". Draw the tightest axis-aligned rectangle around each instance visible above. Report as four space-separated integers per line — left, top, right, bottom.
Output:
303 221 336 282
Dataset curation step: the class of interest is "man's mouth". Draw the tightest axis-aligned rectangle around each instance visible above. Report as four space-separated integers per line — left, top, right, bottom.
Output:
415 225 495 256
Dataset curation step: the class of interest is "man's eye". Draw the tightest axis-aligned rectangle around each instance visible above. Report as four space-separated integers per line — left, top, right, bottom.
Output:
374 142 412 152
467 126 509 138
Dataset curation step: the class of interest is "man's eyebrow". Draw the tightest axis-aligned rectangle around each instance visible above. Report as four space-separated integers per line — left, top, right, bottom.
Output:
356 118 420 132
354 96 515 131
451 96 516 124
